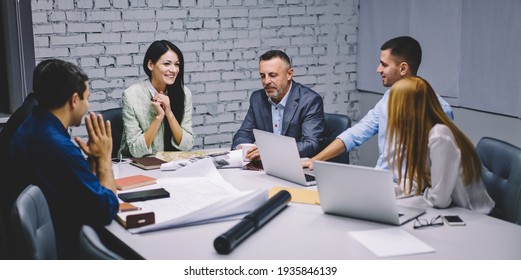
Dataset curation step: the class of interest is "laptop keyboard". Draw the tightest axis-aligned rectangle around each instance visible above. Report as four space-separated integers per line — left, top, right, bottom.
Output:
305 173 316 182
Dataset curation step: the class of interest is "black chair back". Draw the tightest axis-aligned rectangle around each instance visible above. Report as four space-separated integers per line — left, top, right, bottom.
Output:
476 137 521 225
99 108 123 158
321 113 351 164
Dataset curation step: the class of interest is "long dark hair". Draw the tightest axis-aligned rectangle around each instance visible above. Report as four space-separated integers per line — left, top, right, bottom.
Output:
143 40 185 150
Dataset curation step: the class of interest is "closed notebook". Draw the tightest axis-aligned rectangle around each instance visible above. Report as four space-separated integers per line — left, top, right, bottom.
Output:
130 157 167 170
115 174 157 191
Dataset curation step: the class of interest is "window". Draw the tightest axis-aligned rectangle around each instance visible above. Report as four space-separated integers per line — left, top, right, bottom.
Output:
357 0 521 119
0 0 35 122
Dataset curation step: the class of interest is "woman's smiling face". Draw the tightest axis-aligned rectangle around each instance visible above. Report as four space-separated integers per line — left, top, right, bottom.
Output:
148 49 180 90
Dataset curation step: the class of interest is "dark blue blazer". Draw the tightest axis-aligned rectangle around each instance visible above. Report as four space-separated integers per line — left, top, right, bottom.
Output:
232 80 324 158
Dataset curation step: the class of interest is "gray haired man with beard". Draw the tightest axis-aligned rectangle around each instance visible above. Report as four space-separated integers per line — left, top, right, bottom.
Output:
231 50 325 161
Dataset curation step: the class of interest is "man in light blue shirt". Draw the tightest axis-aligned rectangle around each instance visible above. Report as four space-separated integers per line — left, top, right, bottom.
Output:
303 36 453 178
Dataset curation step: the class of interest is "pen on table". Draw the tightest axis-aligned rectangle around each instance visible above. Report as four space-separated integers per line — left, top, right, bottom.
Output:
208 151 229 157
213 190 291 254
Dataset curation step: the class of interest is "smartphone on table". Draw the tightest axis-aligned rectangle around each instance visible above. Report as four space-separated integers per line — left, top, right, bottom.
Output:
442 215 465 226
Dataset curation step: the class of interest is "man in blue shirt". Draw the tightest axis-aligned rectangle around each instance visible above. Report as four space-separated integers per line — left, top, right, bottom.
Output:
303 36 453 177
6 59 119 259
232 50 324 160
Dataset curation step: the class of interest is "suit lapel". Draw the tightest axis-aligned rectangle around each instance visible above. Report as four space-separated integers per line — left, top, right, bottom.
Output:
281 81 299 135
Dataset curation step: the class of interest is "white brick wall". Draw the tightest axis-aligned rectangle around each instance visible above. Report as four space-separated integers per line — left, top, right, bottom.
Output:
31 0 361 159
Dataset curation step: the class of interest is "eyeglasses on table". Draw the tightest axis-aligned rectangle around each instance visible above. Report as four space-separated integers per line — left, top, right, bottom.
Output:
413 215 444 229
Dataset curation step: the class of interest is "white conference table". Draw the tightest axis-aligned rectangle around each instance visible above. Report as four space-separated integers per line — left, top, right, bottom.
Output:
105 159 521 260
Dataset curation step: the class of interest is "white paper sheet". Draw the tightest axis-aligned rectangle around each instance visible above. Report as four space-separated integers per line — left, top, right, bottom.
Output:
349 228 435 258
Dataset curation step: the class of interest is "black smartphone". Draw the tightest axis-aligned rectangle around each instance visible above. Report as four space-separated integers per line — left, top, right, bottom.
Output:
118 188 170 202
442 215 465 226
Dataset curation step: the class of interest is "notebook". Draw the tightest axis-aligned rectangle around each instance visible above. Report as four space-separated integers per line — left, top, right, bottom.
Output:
130 157 167 170
253 129 316 186
313 160 425 225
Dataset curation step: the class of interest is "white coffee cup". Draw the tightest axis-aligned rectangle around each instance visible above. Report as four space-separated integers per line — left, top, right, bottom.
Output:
240 144 257 162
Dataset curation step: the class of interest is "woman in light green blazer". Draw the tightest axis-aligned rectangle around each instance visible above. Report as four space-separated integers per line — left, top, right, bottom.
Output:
120 40 195 158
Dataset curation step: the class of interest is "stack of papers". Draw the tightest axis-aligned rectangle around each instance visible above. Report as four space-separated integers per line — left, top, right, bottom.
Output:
160 150 243 171
116 158 267 234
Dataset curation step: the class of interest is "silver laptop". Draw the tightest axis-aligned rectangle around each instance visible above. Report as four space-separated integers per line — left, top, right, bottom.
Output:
253 129 316 186
314 160 425 225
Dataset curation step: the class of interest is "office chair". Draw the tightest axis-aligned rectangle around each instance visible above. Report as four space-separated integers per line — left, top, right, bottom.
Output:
99 107 123 158
321 113 351 164
0 213 7 259
476 137 521 225
79 225 124 260
11 184 57 259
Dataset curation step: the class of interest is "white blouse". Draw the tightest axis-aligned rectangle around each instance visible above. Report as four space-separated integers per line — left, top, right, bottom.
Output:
423 124 495 214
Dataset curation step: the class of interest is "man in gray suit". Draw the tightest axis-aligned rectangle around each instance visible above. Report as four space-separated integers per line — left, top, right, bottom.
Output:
232 50 324 160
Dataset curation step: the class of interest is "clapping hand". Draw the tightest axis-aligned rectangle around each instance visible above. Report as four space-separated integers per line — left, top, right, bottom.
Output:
75 112 112 160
